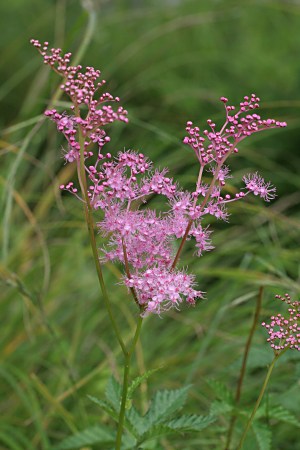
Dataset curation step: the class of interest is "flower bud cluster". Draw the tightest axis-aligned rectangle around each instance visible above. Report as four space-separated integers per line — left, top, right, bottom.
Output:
262 294 300 352
31 39 128 163
183 94 286 167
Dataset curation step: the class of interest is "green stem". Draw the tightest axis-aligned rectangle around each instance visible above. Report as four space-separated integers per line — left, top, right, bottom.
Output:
115 316 143 450
236 351 284 450
224 287 263 450
171 142 238 269
76 125 127 355
122 237 140 308
171 167 218 269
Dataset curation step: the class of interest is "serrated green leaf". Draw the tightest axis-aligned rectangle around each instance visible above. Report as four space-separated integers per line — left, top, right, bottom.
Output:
252 422 272 450
87 395 119 421
88 395 138 437
126 405 146 437
167 414 215 431
268 405 300 427
145 385 191 428
139 423 179 441
105 376 121 412
127 367 161 401
54 425 115 449
138 438 162 449
139 414 214 442
207 379 234 404
209 400 233 416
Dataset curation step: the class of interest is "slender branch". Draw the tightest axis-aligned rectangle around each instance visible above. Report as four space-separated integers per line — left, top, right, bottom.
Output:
236 349 286 450
122 237 140 308
115 316 143 450
171 166 219 269
193 165 204 207
76 123 127 355
171 142 238 269
224 287 263 450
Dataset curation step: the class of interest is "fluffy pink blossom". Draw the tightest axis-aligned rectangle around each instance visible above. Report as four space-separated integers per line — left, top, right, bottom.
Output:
243 172 277 201
125 267 204 316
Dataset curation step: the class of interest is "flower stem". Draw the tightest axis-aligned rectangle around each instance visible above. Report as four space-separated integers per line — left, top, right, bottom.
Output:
115 315 143 450
122 237 140 308
236 350 284 450
171 143 238 269
224 287 263 450
171 166 219 269
76 125 127 355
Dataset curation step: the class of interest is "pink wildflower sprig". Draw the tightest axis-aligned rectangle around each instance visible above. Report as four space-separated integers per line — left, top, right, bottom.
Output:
171 95 286 268
181 94 286 209
183 94 287 168
33 38 287 316
262 294 300 352
31 39 128 165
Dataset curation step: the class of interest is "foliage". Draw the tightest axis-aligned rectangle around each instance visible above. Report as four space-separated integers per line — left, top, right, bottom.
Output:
57 380 214 449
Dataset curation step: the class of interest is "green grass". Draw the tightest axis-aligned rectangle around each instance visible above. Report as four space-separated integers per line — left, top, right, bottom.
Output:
1 0 300 449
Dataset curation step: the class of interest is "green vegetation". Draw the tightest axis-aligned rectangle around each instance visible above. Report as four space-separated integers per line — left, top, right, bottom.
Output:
1 1 299 448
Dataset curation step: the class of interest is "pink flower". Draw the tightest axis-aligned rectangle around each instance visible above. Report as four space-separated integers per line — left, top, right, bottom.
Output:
125 267 204 315
243 172 276 201
31 39 128 162
183 94 286 167
262 294 300 352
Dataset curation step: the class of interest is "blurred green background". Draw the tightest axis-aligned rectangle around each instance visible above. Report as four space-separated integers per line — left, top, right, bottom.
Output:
0 0 299 449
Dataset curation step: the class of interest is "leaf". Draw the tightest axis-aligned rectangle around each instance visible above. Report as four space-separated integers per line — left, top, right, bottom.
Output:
126 405 146 437
268 405 300 427
139 423 179 441
166 414 215 432
54 425 115 449
138 439 163 449
88 395 138 438
127 368 161 401
207 379 233 405
139 415 214 442
209 400 233 416
144 385 191 429
252 422 272 450
105 377 121 412
87 395 119 421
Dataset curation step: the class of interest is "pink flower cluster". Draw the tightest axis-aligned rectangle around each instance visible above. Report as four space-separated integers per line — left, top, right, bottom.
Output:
30 39 128 163
262 294 300 352
89 150 211 314
125 268 202 315
31 39 287 315
183 94 286 166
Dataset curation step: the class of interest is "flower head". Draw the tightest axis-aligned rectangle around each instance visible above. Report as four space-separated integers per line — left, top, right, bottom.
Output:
243 172 276 202
31 39 128 163
33 38 287 316
183 94 287 168
125 267 204 316
262 294 300 352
